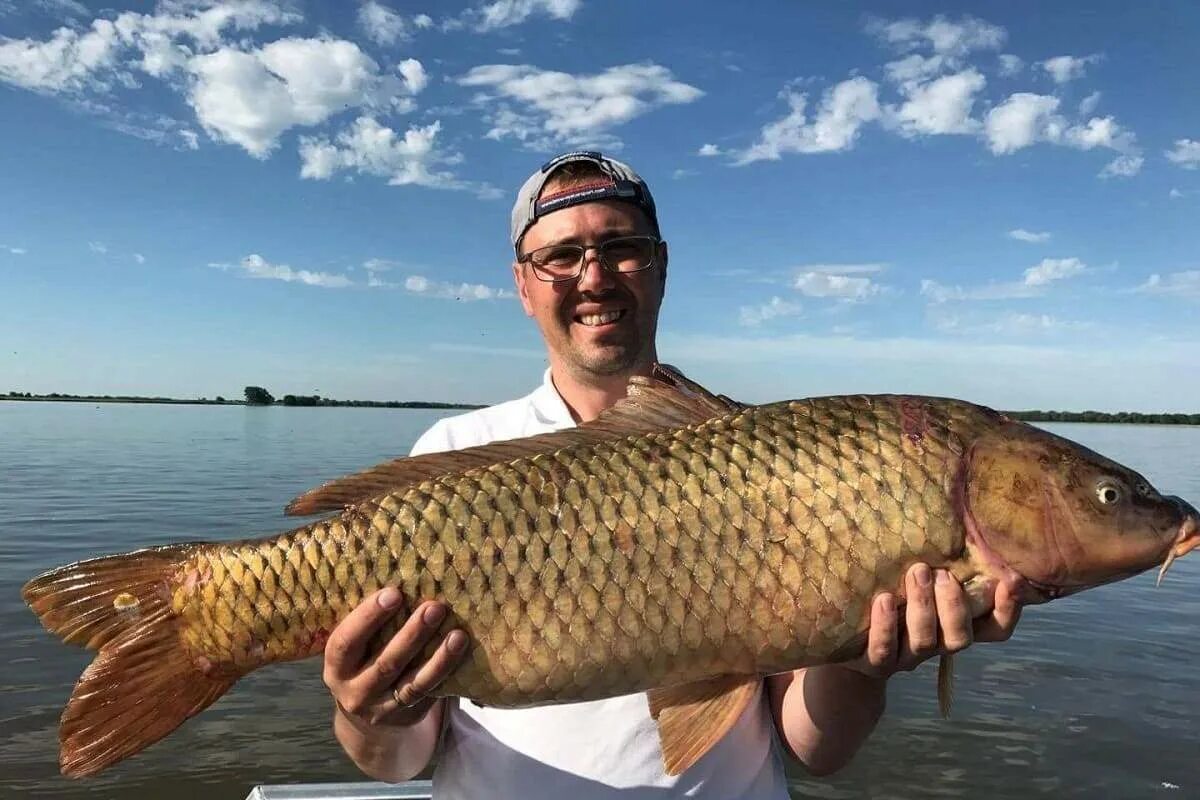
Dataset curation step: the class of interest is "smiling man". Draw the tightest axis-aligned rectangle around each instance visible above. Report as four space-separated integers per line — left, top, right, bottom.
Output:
323 152 1022 798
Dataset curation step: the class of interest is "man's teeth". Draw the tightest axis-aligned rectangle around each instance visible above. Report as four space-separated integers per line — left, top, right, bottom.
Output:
578 310 623 326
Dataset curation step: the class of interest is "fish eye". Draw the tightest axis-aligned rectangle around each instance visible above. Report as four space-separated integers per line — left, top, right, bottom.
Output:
1096 481 1122 506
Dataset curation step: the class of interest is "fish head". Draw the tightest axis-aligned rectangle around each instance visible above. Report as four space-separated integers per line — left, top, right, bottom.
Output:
961 421 1199 602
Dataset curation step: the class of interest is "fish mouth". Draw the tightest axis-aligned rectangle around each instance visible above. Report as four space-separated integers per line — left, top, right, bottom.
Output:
1156 507 1199 586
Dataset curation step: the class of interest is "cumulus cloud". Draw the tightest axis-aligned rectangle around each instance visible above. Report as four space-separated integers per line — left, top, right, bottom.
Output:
1136 271 1200 299
1078 91 1101 116
1022 257 1086 286
210 253 353 288
404 275 515 300
867 14 1005 57
997 53 1023 76
1008 228 1051 243
189 37 417 157
794 270 882 301
1165 139 1200 169
458 62 702 150
298 117 499 197
1040 54 1100 84
132 252 146 263
735 77 880 164
888 68 985 136
739 296 802 327
358 1 410 46
0 17 125 92
2 244 27 255
88 241 108 254
462 0 581 31
920 279 1037 303
698 143 721 156
983 93 1138 171
1099 154 1143 178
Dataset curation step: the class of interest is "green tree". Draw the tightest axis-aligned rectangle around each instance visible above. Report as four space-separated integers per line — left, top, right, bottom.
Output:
244 386 274 405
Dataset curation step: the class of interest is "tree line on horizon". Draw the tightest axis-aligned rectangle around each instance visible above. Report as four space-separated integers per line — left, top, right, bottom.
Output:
4 389 1198 424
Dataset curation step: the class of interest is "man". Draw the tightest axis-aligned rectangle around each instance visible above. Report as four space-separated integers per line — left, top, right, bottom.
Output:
324 152 1022 797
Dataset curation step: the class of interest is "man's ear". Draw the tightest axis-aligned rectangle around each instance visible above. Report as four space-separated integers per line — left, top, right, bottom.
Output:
513 261 535 317
658 240 669 294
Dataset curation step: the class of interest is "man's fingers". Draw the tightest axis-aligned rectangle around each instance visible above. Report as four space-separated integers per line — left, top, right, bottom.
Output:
323 587 405 685
898 563 938 670
388 630 470 713
973 579 1023 642
865 592 899 673
933 570 973 653
351 601 449 697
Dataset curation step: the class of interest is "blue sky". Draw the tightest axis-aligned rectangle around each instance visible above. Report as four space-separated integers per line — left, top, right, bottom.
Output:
1 1 1197 411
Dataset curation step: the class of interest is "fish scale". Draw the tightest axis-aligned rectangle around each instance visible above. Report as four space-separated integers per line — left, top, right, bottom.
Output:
164 396 972 703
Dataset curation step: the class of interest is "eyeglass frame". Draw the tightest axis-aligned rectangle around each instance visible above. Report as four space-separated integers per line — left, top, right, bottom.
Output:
515 234 664 283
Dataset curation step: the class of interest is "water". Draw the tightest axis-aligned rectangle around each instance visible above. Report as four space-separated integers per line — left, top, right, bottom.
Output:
1 402 1196 800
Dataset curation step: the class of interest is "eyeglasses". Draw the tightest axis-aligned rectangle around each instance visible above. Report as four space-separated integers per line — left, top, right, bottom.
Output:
517 235 661 282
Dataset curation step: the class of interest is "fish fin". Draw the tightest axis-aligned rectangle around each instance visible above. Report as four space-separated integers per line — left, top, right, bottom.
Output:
24 544 240 777
937 653 955 719
22 543 199 650
58 608 239 777
286 364 741 516
647 675 759 776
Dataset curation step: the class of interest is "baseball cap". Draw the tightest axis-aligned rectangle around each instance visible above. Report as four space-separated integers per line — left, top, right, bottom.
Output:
510 151 658 254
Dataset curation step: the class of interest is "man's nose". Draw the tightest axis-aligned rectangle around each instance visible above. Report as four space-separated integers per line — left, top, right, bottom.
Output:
575 249 616 292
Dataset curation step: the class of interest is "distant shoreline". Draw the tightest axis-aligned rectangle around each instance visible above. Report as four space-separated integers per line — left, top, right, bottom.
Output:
3 393 1196 424
1 394 484 410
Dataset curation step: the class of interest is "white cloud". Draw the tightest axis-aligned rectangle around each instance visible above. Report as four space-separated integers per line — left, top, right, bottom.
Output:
794 270 882 301
88 241 108 254
3 245 27 255
465 0 581 31
1136 271 1200 299
458 63 702 149
1040 54 1100 84
671 168 696 179
888 68 985 136
883 53 949 85
933 310 1085 336
920 279 1037 303
414 14 433 28
1008 228 1051 243
210 253 353 288
1099 154 1143 179
1165 139 1200 169
698 143 721 156
188 38 415 157
997 53 1023 76
358 1 409 46
867 15 1005 57
0 17 124 92
1169 188 1185 199
734 77 880 164
1023 257 1086 286
298 116 497 197
132 252 146 264
35 0 89 18
1079 91 1101 116
404 275 515 300
739 296 802 327
983 93 1061 154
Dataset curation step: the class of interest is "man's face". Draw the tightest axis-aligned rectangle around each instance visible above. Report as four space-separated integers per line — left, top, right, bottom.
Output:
513 198 667 380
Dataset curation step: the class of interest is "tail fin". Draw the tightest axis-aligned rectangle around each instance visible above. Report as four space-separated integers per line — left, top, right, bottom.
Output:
23 544 240 777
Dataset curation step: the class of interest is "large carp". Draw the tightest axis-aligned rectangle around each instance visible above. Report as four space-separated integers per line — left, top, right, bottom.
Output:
23 366 1199 778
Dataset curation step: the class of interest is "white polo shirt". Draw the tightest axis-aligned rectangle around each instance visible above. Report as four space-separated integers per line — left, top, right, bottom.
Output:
410 370 789 800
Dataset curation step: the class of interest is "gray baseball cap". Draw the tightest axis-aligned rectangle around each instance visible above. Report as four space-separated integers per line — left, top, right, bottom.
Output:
510 151 658 254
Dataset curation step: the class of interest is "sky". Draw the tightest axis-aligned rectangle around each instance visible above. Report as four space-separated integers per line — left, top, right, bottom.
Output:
1 0 1198 412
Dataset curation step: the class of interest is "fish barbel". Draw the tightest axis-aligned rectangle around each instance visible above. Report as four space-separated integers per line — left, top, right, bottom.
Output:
23 366 1200 778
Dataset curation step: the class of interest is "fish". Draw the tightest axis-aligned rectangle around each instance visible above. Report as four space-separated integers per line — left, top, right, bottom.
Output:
22 365 1199 779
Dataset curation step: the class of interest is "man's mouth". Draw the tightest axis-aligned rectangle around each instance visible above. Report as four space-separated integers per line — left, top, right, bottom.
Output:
575 310 626 327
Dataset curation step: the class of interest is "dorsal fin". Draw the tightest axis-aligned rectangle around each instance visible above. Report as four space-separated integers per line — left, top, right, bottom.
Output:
284 364 742 516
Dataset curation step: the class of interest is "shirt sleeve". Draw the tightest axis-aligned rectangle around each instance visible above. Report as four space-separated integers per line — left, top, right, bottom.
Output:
409 419 454 458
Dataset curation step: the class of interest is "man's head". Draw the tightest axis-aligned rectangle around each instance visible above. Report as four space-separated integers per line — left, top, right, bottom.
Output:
510 152 668 382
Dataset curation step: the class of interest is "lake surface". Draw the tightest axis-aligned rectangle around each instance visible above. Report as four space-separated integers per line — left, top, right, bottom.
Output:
1 402 1196 800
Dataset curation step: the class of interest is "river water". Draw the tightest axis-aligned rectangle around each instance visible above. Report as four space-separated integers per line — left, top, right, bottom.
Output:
1 401 1195 799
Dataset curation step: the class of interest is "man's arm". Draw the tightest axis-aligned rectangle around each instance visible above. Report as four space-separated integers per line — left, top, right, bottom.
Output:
769 563 1022 775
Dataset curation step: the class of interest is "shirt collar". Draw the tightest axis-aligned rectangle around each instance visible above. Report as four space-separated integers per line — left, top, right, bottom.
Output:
530 368 575 428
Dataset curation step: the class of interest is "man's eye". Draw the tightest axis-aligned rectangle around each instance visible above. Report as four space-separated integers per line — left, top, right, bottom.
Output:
539 247 579 266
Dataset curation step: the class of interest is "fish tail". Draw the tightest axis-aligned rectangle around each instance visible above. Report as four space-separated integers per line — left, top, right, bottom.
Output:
23 544 238 777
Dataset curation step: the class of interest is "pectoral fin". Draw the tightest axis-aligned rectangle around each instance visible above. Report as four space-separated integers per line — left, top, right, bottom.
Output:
646 675 759 776
937 653 955 719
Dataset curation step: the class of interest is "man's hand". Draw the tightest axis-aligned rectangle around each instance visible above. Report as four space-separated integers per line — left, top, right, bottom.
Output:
325 587 468 731
844 561 1022 681
847 563 1022 679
